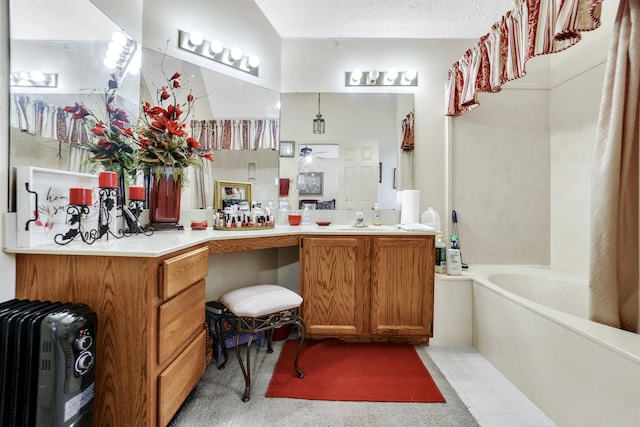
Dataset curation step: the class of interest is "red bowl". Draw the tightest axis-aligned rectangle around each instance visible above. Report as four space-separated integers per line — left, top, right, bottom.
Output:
191 220 208 230
288 214 302 226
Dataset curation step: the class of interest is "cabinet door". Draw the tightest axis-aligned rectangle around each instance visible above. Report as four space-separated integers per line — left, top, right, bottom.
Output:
299 236 369 336
370 236 434 337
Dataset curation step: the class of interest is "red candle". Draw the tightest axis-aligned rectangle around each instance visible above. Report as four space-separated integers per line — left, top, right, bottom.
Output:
99 171 118 189
129 185 146 201
69 187 92 206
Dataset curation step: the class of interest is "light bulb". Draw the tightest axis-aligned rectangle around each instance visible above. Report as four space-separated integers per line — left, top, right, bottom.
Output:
387 69 399 81
369 69 380 81
405 68 417 81
188 31 204 46
230 47 243 61
351 69 363 82
209 39 223 54
248 55 260 68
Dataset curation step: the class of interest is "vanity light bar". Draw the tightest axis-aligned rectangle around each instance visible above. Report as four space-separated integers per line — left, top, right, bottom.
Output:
345 69 418 87
178 30 260 77
10 71 58 88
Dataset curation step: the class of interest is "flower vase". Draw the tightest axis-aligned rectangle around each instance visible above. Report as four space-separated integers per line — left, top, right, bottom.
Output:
149 166 184 230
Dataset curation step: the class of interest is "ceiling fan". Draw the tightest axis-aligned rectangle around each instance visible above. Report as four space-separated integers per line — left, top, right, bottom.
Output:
299 145 328 161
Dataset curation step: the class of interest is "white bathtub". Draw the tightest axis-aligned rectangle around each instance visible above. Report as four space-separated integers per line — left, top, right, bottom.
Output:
469 266 640 427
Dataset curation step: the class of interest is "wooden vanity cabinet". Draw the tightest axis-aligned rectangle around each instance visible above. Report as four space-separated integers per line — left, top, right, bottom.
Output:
14 245 209 427
299 235 434 344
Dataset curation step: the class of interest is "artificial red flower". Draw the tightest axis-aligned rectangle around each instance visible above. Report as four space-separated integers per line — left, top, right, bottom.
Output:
186 137 199 149
91 122 106 136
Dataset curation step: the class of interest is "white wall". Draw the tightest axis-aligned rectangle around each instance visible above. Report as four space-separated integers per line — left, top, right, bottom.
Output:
548 0 617 275
550 64 605 275
142 0 281 92
451 89 551 264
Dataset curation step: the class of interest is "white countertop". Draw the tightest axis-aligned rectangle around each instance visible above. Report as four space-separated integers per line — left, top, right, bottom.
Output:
4 224 435 257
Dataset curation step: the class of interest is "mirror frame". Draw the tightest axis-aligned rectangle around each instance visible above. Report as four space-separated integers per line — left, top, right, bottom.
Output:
214 180 252 211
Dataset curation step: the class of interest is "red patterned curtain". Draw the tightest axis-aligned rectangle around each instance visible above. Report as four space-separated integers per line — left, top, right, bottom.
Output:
190 119 279 152
445 0 604 116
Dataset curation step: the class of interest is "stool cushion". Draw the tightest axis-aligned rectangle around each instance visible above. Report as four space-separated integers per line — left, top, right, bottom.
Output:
219 285 303 317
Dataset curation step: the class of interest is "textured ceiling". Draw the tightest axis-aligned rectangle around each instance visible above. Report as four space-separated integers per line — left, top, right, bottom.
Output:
254 0 516 39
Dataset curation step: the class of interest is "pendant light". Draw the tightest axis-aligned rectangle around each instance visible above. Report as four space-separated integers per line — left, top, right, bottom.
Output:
313 93 325 134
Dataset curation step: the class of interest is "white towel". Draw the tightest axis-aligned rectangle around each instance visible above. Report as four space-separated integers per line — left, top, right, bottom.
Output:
396 223 436 232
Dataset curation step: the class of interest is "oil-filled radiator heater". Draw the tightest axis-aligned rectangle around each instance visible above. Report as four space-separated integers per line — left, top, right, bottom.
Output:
0 299 97 426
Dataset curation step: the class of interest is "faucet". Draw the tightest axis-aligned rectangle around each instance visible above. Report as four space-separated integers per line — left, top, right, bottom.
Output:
353 211 367 228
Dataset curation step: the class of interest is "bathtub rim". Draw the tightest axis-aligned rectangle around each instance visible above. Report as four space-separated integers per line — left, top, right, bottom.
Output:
463 264 640 365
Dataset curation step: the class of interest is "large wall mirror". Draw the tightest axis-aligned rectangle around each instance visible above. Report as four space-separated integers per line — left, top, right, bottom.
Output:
140 48 280 210
279 93 413 210
8 0 141 210
8 1 409 214
8 0 279 212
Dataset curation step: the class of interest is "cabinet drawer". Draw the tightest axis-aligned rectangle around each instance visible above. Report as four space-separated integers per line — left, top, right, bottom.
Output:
161 246 209 300
158 329 207 427
158 280 205 364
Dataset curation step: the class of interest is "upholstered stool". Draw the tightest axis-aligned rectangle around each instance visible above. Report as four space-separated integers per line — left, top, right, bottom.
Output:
215 284 306 401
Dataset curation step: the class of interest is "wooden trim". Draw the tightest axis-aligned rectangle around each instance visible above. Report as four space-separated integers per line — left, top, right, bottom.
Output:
208 235 299 254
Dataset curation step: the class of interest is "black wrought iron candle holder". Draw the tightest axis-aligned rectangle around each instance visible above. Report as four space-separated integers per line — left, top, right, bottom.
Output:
123 200 154 236
54 182 153 245
54 203 101 245
97 187 126 240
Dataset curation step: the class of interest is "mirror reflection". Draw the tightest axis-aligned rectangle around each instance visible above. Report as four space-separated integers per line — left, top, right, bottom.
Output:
140 48 280 210
8 0 141 210
279 93 414 210
8 0 410 214
8 0 280 211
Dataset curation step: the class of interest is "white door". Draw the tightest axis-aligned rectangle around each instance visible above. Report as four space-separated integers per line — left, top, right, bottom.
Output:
338 141 379 210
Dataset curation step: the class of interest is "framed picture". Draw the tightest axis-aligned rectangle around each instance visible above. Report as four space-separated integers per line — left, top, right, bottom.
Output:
214 180 252 211
279 140 295 158
298 172 324 196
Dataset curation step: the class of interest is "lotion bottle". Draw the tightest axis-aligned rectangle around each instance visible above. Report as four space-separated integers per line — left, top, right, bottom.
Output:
373 203 382 226
435 233 447 274
446 234 462 275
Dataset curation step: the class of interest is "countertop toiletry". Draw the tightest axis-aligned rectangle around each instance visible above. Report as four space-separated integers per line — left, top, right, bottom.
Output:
435 232 447 274
446 234 462 275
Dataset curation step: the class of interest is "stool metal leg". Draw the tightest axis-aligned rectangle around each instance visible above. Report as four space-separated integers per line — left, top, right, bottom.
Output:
214 316 229 370
236 332 256 402
293 316 306 378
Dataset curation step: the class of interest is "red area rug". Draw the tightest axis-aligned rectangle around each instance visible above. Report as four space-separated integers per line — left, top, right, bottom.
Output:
266 339 446 402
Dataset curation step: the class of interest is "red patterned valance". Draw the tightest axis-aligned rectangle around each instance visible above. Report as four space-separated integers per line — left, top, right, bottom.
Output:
190 119 279 151
446 0 604 116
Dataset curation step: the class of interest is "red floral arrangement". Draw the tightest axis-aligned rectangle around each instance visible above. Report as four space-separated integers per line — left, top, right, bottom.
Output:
133 71 213 172
64 73 137 178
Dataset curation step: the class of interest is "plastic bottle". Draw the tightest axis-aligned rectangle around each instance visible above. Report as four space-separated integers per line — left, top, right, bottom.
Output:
373 203 382 226
302 205 311 225
446 234 462 275
421 207 441 231
435 233 447 274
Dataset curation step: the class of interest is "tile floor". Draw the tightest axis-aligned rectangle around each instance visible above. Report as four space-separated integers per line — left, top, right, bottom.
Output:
426 346 557 427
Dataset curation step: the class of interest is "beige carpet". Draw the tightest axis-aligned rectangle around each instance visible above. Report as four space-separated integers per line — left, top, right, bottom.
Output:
168 339 480 426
